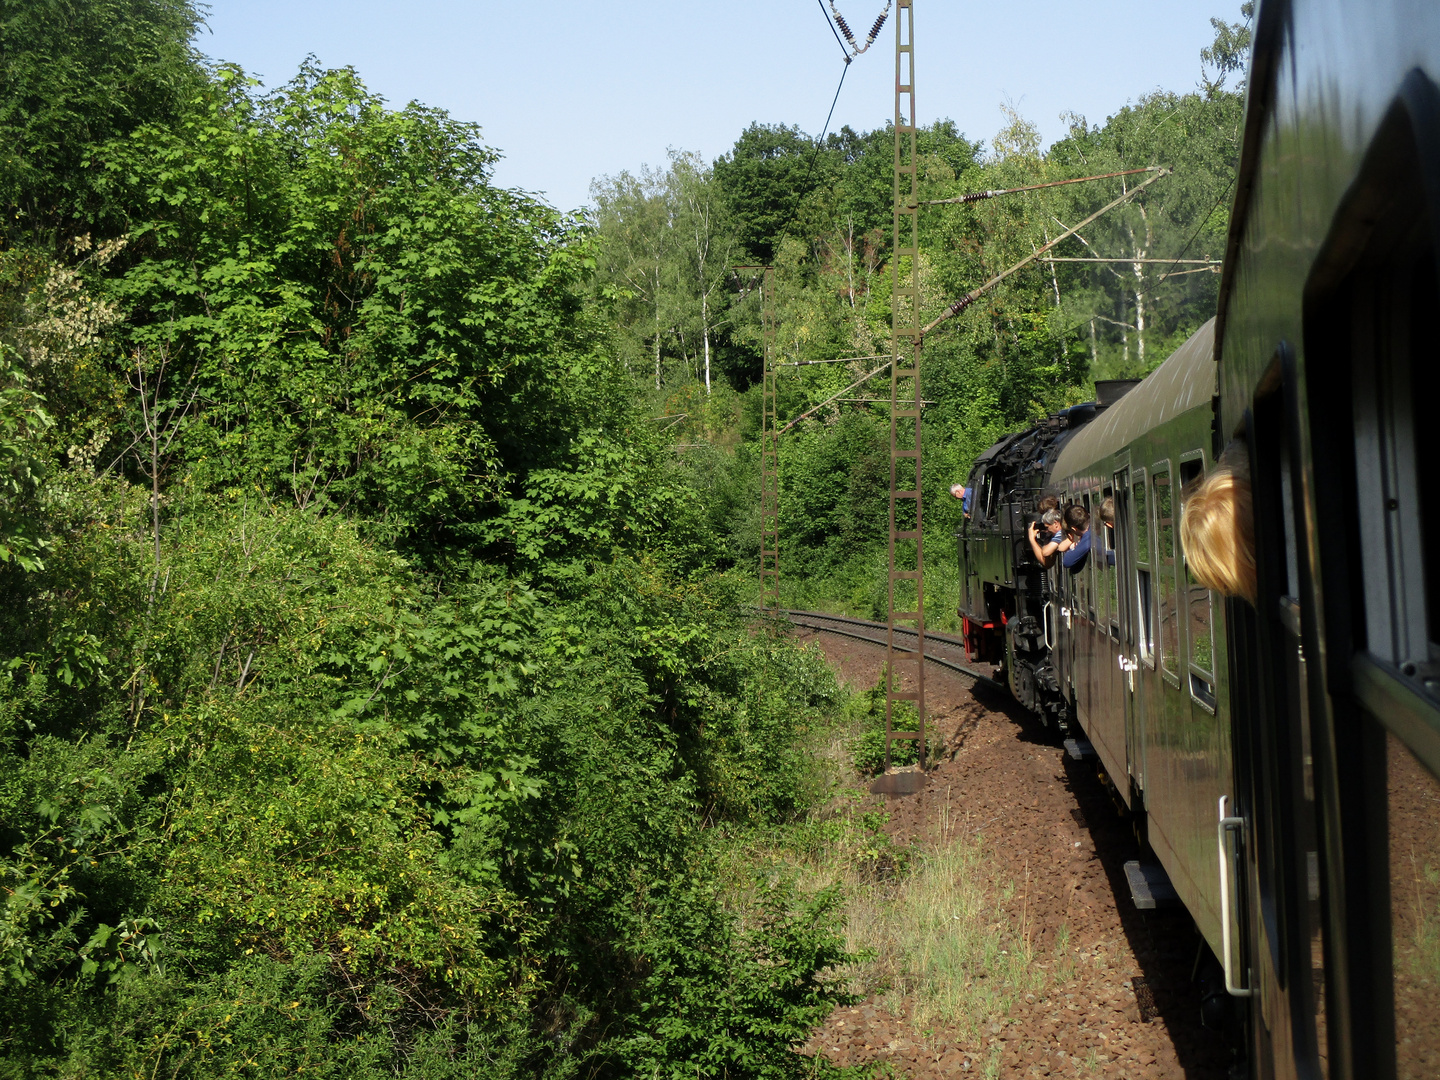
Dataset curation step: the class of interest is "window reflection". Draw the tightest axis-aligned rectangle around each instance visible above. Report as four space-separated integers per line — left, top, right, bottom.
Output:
1155 469 1178 678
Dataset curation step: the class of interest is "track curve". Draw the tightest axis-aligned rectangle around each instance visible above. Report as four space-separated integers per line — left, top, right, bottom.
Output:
765 607 1005 690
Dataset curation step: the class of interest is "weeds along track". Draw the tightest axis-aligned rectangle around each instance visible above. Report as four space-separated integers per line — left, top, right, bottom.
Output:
764 609 1004 690
788 622 1232 1079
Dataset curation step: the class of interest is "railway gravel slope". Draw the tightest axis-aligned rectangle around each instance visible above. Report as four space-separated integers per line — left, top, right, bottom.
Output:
794 624 1234 1079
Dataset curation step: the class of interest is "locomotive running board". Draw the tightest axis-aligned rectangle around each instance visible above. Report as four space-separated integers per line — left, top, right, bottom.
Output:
1124 860 1180 909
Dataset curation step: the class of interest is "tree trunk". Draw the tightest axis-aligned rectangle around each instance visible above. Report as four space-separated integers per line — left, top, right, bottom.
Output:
1119 292 1130 370
1134 283 1146 369
1130 206 1152 368
1041 226 1062 308
702 292 711 393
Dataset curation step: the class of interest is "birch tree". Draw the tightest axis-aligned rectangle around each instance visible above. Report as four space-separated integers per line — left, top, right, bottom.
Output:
591 166 674 388
667 151 737 394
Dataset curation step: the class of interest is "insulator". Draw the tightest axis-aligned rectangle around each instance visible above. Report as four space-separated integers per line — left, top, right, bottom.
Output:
866 12 888 44
833 11 856 44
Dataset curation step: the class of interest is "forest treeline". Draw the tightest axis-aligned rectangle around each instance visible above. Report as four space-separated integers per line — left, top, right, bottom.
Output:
0 1 1249 1076
589 11 1249 614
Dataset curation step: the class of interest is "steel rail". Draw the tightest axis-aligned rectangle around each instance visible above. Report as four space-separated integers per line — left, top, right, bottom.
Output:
760 607 1005 690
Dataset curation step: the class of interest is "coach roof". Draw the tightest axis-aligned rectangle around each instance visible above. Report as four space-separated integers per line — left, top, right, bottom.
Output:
1052 318 1217 479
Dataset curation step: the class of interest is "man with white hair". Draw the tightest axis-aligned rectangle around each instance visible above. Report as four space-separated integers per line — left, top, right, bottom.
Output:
950 482 973 517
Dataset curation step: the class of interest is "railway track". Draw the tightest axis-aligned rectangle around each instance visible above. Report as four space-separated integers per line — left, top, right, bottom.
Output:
765 607 1005 690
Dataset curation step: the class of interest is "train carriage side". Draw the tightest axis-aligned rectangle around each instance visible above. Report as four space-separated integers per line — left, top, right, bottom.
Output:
1210 1 1440 1074
1051 320 1229 958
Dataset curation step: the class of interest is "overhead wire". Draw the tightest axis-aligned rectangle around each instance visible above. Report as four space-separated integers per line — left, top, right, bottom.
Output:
1035 172 1234 344
921 168 1173 337
727 4 874 421
1153 173 1236 283
768 0 869 250
725 49 852 330
815 0 854 63
920 166 1163 206
776 60 850 245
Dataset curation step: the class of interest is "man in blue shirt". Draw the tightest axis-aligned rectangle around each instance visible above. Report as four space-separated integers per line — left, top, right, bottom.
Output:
1059 504 1092 571
950 482 974 517
1061 527 1091 570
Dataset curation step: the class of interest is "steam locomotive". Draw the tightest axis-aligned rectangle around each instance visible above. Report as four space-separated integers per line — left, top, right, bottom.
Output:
957 3 1440 1076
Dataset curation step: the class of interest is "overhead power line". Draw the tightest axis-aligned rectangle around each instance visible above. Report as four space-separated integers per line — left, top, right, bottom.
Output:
921 168 1172 337
920 166 1163 206
828 0 892 57
779 353 891 367
1039 257 1220 264
1154 173 1237 282
815 0 854 63
779 358 895 434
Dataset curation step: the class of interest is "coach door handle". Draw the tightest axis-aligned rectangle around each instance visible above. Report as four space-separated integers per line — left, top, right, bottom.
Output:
1218 796 1254 997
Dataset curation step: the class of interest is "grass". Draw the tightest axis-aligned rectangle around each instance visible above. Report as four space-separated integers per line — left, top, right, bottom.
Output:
712 681 1047 1051
840 814 1046 1040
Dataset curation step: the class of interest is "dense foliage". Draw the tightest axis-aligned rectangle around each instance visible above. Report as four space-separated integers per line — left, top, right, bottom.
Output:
0 9 857 1077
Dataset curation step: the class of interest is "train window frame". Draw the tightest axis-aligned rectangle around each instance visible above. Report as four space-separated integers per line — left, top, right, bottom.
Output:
1093 484 1106 633
1104 484 1120 643
1299 69 1440 1076
1327 219 1440 775
1153 462 1181 689
980 472 998 525
1083 491 1096 626
1076 485 1090 627
1133 468 1156 669
1180 451 1217 712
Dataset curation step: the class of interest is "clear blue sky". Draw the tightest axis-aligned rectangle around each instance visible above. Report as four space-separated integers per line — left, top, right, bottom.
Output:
198 1 1245 212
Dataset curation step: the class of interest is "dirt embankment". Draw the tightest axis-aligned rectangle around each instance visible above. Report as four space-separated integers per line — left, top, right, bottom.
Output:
797 629 1235 1079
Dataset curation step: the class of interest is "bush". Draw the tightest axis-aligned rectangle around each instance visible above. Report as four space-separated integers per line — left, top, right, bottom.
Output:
845 678 922 777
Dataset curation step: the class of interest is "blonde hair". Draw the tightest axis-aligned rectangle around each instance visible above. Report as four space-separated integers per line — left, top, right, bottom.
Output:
1180 445 1256 604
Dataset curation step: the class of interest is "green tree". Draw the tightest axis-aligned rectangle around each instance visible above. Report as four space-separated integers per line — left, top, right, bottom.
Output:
712 123 820 265
1201 2 1256 96
0 0 204 241
95 63 601 553
592 162 676 389
668 151 739 393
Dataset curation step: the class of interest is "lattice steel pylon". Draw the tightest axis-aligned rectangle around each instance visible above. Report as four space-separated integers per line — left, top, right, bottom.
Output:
758 265 780 613
885 0 926 770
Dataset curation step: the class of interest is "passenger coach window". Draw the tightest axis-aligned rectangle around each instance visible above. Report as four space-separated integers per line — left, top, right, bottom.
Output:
1180 456 1215 708
1134 471 1154 666
1154 467 1179 682
1105 486 1119 641
1084 493 1096 624
1343 225 1440 1078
